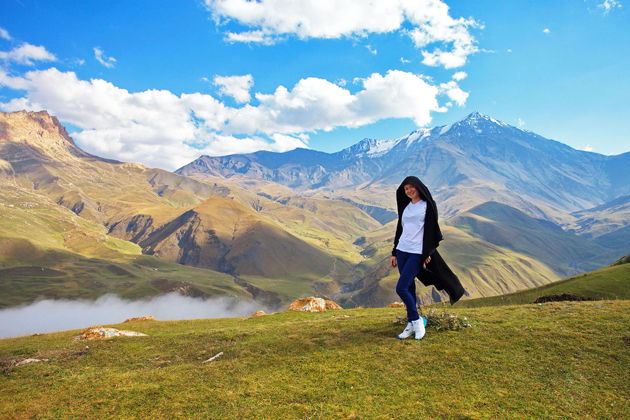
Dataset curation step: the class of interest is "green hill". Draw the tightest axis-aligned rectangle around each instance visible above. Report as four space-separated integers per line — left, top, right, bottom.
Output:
0 237 252 309
455 257 630 308
1 302 628 418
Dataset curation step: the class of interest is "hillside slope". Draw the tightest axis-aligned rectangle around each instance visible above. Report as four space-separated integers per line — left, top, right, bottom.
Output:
1 301 628 418
454 257 630 308
450 201 619 275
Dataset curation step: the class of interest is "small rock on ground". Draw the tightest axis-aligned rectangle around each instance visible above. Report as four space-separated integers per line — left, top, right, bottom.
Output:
124 316 156 322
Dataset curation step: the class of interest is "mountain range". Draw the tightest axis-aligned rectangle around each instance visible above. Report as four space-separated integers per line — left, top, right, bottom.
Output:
0 110 628 308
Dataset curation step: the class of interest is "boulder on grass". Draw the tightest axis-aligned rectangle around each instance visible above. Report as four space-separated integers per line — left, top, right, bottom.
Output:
287 297 342 312
250 310 266 318
74 326 147 340
325 300 342 310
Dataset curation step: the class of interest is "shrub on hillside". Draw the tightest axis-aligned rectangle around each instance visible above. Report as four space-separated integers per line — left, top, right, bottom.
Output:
393 307 472 331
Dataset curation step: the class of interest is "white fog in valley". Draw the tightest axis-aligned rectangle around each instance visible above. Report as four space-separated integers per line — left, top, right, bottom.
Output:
0 293 274 339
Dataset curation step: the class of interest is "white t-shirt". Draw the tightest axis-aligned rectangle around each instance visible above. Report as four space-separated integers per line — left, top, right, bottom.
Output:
396 200 427 255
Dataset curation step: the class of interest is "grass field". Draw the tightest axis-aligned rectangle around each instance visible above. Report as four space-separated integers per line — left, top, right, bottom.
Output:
1 301 628 418
455 260 630 308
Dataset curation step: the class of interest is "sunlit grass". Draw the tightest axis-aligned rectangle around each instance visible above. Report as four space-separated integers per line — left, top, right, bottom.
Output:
1 301 628 418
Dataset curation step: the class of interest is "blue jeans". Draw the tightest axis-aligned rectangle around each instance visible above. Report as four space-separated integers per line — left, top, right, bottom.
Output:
395 249 424 322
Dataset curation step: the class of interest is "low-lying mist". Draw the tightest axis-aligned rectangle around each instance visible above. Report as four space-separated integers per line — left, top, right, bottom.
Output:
0 293 276 339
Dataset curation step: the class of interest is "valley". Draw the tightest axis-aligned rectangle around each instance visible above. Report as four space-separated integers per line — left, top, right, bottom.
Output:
1 110 628 309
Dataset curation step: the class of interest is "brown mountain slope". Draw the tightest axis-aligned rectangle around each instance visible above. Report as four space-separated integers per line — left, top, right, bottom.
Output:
0 111 372 305
138 196 337 279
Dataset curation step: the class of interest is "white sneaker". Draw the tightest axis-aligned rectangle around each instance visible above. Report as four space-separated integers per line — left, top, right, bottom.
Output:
413 317 427 340
397 322 414 339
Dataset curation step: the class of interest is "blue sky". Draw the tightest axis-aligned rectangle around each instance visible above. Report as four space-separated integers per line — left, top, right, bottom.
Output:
0 0 628 170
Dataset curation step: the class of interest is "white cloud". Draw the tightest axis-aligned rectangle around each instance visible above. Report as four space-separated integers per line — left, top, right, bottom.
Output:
581 144 594 152
93 47 116 68
421 47 471 68
236 70 448 133
543 28 551 34
366 45 378 55
0 43 57 65
0 67 461 170
225 30 276 45
506 48 513 53
452 71 467 81
517 117 526 128
205 0 480 68
598 0 622 13
439 80 468 106
0 27 11 40
213 74 254 103
400 57 411 64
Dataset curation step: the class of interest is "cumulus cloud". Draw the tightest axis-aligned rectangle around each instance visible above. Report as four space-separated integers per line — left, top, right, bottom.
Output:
93 47 117 68
400 57 411 64
439 80 468 106
0 43 57 65
581 144 594 152
452 71 467 81
213 74 254 103
542 28 551 34
0 27 11 40
366 44 378 55
232 70 450 133
0 67 466 170
0 293 273 339
517 117 526 128
205 0 480 68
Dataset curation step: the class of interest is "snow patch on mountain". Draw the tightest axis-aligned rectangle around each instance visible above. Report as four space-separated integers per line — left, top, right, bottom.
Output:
364 138 401 157
404 128 432 145
439 124 452 135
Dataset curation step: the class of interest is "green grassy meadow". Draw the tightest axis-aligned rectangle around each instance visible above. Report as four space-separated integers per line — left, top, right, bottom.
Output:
455 261 630 308
0 237 249 309
1 301 628 418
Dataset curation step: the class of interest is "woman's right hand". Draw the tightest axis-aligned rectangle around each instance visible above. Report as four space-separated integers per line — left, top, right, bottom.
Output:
390 256 397 268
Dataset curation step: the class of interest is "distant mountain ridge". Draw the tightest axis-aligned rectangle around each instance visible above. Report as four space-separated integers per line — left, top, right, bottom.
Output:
1 110 628 309
177 112 630 221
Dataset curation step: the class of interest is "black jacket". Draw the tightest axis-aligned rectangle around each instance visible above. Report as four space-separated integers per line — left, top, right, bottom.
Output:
392 176 466 304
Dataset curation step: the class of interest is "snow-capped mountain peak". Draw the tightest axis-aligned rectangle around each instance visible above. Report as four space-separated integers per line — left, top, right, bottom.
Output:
460 111 509 127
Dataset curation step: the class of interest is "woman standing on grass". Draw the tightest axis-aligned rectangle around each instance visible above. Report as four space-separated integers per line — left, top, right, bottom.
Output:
390 176 465 340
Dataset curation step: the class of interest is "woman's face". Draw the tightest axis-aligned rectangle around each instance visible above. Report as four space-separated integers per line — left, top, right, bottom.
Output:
403 183 420 200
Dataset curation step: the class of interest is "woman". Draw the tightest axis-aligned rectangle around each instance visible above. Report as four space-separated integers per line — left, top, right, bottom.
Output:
390 176 465 340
